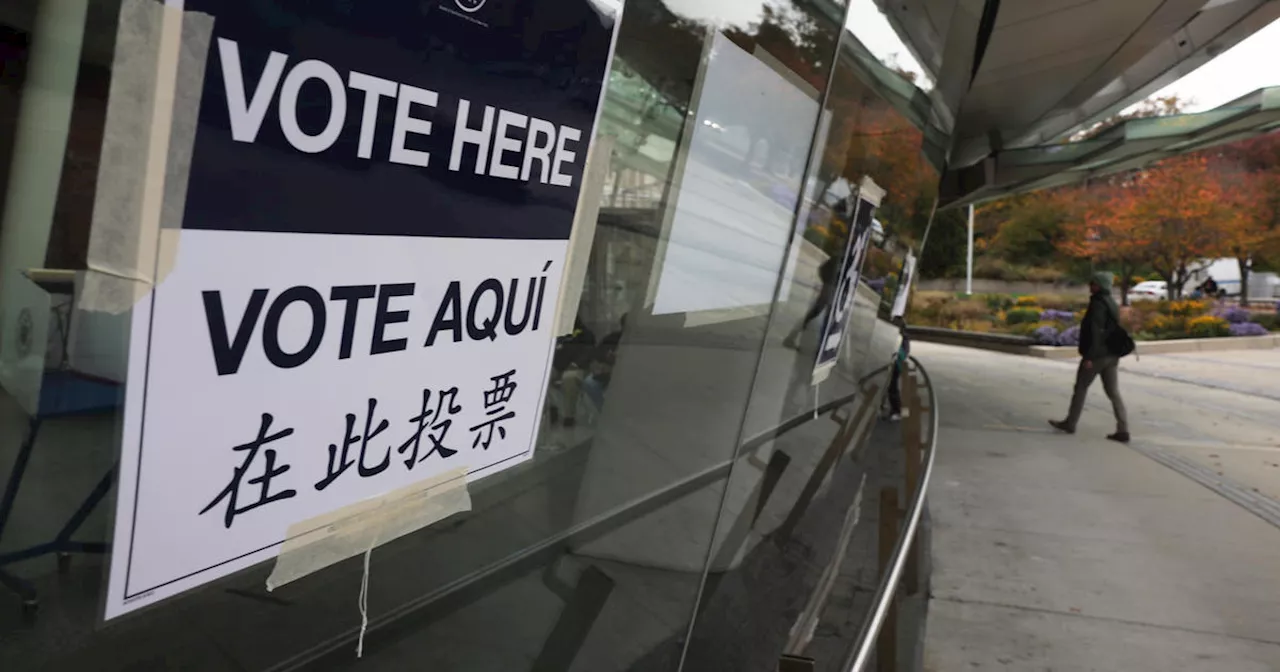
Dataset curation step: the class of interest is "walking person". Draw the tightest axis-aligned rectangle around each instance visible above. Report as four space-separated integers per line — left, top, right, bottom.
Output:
784 255 839 349
1050 272 1130 443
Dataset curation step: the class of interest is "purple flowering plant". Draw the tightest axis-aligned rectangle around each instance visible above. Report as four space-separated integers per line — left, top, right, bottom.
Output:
1229 322 1269 337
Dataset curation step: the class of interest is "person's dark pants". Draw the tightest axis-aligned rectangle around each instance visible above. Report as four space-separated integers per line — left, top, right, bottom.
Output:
1063 356 1128 433
887 361 902 415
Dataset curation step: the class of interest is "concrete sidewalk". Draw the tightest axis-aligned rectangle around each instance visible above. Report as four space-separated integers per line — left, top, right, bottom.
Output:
918 342 1280 672
1117 349 1280 402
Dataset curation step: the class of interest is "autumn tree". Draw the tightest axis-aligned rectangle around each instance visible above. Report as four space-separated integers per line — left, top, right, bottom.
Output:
977 188 1072 268
1207 132 1280 300
1058 183 1149 304
1123 155 1235 299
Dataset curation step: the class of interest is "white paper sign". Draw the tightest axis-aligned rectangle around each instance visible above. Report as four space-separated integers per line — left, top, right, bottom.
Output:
103 0 618 619
891 251 917 319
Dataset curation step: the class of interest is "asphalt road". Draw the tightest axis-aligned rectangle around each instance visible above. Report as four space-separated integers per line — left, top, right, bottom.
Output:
920 342 1280 672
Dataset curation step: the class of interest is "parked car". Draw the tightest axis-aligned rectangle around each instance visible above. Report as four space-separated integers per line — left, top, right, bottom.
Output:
1127 280 1168 302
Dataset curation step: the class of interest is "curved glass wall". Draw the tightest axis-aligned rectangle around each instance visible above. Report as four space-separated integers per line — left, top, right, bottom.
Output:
0 0 943 669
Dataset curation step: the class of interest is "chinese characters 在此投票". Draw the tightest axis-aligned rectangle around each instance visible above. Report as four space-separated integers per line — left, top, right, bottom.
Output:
200 370 519 529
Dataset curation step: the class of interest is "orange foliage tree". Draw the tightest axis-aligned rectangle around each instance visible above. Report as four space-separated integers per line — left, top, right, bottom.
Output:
1058 183 1150 304
1210 133 1280 300
1058 155 1238 301
1115 155 1234 299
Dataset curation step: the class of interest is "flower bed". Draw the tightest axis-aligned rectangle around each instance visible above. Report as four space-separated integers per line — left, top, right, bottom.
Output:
908 291 1279 343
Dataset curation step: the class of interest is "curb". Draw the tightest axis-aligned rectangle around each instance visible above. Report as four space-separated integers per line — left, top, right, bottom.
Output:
1032 334 1280 357
913 329 1279 358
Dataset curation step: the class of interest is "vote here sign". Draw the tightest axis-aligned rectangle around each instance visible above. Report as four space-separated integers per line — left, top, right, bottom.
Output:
104 0 617 619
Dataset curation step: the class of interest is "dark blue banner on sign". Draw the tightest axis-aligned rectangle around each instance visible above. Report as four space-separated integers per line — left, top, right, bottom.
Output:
813 178 883 382
106 0 619 620
181 0 615 240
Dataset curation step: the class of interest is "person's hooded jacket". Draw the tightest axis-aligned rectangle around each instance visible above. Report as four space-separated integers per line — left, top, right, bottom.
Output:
1079 271 1121 360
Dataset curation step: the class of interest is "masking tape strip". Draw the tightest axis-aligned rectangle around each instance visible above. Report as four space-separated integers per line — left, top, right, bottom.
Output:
80 0 210 313
266 468 473 591
554 134 613 337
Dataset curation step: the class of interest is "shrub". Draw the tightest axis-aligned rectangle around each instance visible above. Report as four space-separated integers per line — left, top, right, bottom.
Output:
929 298 993 330
1039 309 1075 323
1217 306 1250 324
951 301 993 328
1187 315 1230 338
1229 322 1269 337
911 295 951 325
1014 296 1039 307
1033 325 1060 345
1129 276 1146 288
1148 273 1164 281
1145 314 1187 336
1057 325 1081 346
1162 300 1207 317
1039 296 1088 312
981 293 1014 313
1252 313 1278 330
1005 308 1041 325
1126 301 1162 330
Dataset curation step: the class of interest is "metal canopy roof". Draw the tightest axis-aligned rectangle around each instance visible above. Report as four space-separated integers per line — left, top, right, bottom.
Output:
875 0 1280 171
938 86 1280 208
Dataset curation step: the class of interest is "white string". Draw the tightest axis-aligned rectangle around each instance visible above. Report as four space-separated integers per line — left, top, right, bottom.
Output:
813 384 819 419
356 544 373 658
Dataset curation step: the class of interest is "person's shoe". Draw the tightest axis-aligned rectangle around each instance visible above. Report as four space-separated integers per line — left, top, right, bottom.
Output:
1048 420 1074 434
888 413 901 422
1106 432 1130 443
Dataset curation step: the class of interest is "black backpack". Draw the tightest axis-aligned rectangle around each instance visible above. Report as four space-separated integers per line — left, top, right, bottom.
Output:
1106 315 1136 358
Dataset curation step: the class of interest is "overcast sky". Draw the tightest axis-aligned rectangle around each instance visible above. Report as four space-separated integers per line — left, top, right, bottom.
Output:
845 0 935 89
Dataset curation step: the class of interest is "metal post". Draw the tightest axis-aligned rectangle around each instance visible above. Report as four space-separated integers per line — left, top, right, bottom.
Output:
965 204 975 295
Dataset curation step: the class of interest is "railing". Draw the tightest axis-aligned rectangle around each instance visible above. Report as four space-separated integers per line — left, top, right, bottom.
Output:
842 355 939 672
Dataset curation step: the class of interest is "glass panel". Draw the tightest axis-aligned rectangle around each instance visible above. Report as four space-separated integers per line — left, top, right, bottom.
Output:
1 2 839 672
678 12 940 668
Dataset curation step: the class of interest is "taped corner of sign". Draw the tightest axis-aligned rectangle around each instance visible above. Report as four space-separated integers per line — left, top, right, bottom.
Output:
265 468 473 592
79 0 212 314
857 176 886 208
810 364 833 387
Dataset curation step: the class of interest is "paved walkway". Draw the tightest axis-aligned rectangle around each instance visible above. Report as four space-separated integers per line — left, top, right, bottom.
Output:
1118 349 1280 402
920 342 1280 672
